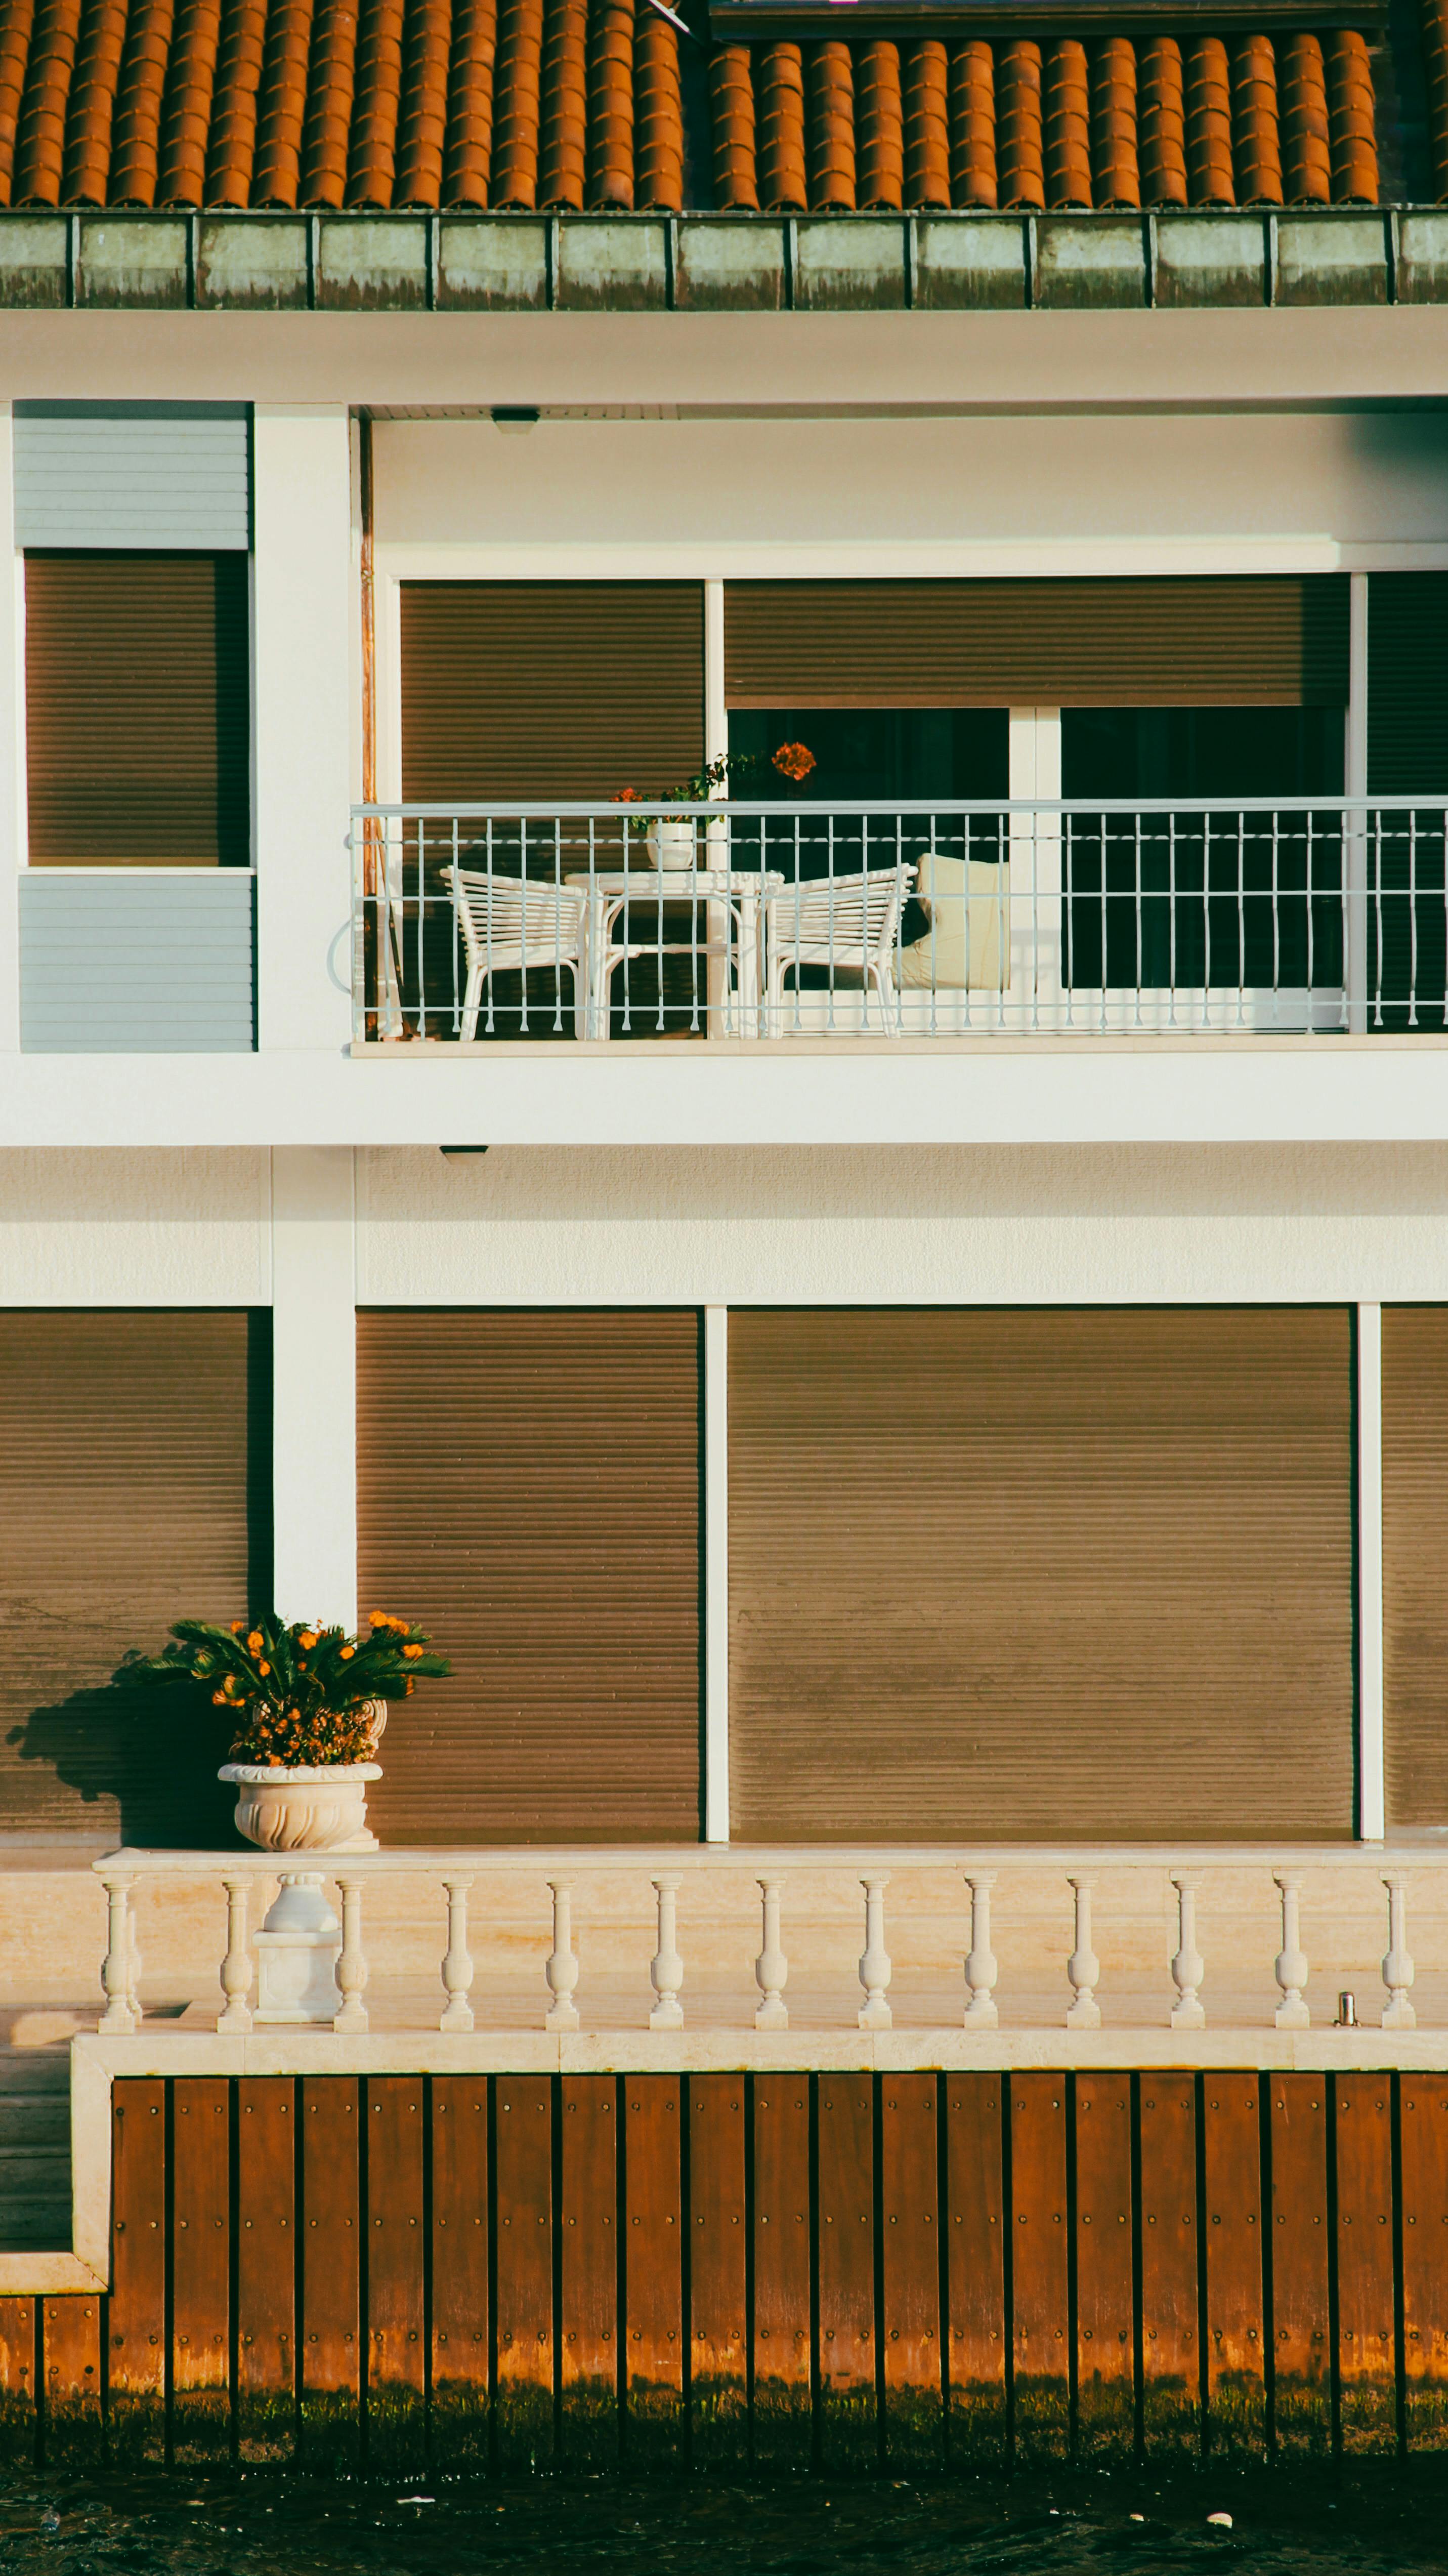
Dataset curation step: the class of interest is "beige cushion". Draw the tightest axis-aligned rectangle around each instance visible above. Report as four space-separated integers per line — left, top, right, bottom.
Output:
899 852 1007 991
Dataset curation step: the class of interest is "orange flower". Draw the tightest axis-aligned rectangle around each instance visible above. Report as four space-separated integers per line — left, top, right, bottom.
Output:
246 1631 264 1652
230 1620 245 1635
339 1644 355 1660
403 1642 423 1660
772 741 816 783
258 1660 271 1677
299 1631 317 1650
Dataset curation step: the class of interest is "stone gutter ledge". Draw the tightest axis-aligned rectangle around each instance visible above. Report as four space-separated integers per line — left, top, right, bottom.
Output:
2 205 1446 314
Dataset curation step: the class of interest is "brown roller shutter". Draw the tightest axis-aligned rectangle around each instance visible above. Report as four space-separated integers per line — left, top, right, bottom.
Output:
24 554 251 865
724 577 1349 709
1382 1306 1448 1826
729 1306 1353 1842
0 1311 266 1844
400 582 705 800
357 1310 702 1842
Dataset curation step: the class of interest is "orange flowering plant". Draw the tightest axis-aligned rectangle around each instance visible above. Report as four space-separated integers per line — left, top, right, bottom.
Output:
611 741 816 819
116 1612 450 1768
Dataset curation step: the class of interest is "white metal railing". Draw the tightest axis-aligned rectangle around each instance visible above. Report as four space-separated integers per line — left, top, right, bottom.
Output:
93 1846 1440 2047
348 798 1448 1044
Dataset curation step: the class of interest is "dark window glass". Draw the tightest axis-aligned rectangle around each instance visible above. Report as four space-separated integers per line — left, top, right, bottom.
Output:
728 708 1009 803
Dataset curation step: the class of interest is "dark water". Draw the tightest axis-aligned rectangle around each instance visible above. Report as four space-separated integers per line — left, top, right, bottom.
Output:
3 2467 1448 2575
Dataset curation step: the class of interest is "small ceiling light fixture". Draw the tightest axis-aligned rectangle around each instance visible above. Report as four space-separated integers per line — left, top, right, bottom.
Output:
440 1144 490 1156
492 406 540 433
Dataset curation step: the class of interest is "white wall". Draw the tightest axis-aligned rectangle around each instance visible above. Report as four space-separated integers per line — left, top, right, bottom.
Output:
4 1141 1448 1311
373 412 1448 569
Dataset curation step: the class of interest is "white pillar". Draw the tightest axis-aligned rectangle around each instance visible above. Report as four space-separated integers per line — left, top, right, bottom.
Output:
1008 707 1063 1030
1345 573 1369 1033
0 404 21 1055
253 403 355 1054
1357 1302 1386 1842
270 1146 357 1628
704 579 727 766
704 1305 730 1842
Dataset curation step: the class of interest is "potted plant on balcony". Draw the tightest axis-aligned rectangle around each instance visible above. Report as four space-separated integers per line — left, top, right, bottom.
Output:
612 741 817 869
118 1611 450 1852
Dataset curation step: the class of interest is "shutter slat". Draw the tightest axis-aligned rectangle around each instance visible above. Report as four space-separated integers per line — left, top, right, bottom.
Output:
24 554 251 865
400 582 705 800
1382 1306 1448 1825
728 1305 1354 1842
13 412 251 550
0 1311 259 1845
1368 573 1448 793
356 1309 702 1843
725 578 1350 708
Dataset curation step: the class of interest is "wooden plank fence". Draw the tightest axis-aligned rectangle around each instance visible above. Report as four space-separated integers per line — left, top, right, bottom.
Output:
1 2069 1445 2473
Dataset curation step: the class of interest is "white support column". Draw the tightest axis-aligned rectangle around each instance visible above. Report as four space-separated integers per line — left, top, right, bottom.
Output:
253 404 355 1054
704 1304 730 1843
1346 572 1370 1033
1008 706 1063 1031
0 403 21 1056
270 1146 357 1628
704 580 727 766
1357 1300 1386 1841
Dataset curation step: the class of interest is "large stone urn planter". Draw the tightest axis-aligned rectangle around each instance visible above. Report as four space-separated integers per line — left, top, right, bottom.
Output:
219 1761 383 1853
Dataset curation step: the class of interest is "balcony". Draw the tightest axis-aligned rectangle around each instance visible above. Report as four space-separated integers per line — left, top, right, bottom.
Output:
350 798 1448 1047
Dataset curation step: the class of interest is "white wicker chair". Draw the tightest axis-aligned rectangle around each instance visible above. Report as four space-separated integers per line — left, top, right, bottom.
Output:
763 864 917 1033
448 866 586 1038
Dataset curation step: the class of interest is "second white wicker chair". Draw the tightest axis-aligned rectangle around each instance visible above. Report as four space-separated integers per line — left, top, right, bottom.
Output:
449 866 586 1038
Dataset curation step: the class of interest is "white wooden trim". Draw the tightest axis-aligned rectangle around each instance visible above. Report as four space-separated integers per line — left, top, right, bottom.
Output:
373 539 1448 584
1346 572 1370 1032
0 406 22 1054
704 1303 729 1843
704 579 726 766
270 1145 358 1629
1357 1299 1386 1841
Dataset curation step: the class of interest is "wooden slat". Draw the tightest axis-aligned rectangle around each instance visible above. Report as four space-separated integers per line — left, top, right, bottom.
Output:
728 1306 1354 1841
1009 2074 1069 2462
1203 2081 1266 2460
1334 2074 1397 2456
1400 2076 1448 2450
431 2078 490 2467
624 2079 684 2464
881 2075 942 2470
816 2072 876 2471
1074 2078 1134 2460
1268 2076 1330 2458
752 2080 811 2468
300 2077 361 2472
0 2300 36 2469
171 2076 231 2463
687 2075 747 2468
944 2075 1006 2463
560 2076 618 2466
357 1310 703 1844
494 2077 555 2466
236 2079 296 2463
365 2078 425 2476
108 2078 166 2465
40 2296 102 2469
1139 2078 1200 2455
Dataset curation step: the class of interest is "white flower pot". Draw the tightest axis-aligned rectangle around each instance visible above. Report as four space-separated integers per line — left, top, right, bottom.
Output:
220 1762 383 1853
648 821 697 871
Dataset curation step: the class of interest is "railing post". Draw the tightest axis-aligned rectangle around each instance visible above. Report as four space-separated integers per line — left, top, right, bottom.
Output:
755 1878 788 2029
218 1875 254 2032
1273 1873 1310 2028
858 1876 892 2030
100 1872 139 2035
332 1877 369 2032
1382 1872 1417 2028
545 1880 580 2031
1170 1877 1206 2028
1066 1877 1101 2028
650 1874 685 2029
440 1876 476 2032
964 1873 998 2026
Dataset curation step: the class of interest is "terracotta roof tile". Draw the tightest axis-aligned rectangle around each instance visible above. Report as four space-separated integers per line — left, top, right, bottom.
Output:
586 0 632 207
0 0 1416 212
441 0 494 204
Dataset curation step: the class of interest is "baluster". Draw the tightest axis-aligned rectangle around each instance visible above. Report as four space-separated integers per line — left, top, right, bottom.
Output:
1066 1877 1101 2029
1170 1877 1206 2028
332 1877 369 2033
755 1878 789 2029
858 1875 892 2030
1382 1871 1417 2029
218 1875 253 2032
1273 1872 1310 2028
100 1872 138 2034
964 1873 999 2027
440 1876 476 2032
650 1875 685 2029
545 1879 581 2031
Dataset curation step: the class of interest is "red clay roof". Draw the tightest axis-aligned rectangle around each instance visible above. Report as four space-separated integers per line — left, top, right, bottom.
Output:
0 0 1435 213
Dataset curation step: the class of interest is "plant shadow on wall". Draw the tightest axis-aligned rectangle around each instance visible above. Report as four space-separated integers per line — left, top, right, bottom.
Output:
5 1648 237 1847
